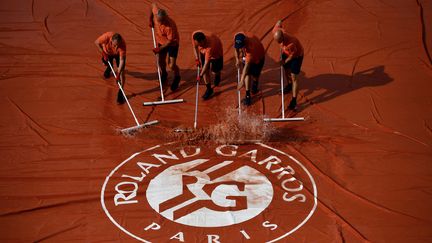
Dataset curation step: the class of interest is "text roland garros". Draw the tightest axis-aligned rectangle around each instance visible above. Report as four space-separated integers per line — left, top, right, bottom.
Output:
101 143 317 242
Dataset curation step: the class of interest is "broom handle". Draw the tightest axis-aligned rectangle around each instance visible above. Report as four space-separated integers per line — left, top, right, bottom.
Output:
192 47 202 129
280 49 285 119
151 27 165 101
108 61 140 126
194 66 200 129
237 68 241 116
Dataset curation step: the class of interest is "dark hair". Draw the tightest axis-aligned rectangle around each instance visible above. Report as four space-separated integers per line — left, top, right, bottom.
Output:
157 9 167 17
193 32 206 42
112 33 122 42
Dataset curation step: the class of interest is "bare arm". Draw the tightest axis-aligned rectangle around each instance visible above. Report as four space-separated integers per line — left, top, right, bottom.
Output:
282 43 297 64
193 44 199 60
118 57 125 73
241 61 249 82
234 48 242 68
237 61 250 90
284 54 294 64
116 57 126 84
149 3 157 27
94 39 104 53
200 59 210 76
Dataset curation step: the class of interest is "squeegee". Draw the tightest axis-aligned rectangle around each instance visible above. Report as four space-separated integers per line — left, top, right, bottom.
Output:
143 28 184 106
107 61 159 133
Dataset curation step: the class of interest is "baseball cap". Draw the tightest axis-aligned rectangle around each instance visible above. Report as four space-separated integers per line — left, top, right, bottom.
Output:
234 33 246 49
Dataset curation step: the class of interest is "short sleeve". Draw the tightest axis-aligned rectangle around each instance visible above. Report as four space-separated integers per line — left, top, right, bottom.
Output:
97 33 110 45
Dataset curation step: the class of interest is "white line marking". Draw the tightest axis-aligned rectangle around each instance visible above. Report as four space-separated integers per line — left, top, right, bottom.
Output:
256 143 318 243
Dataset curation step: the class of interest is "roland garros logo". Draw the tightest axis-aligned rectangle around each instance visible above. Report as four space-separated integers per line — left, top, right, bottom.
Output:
101 143 317 242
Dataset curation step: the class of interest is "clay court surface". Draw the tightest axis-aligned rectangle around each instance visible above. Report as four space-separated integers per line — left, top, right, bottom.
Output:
1 0 432 242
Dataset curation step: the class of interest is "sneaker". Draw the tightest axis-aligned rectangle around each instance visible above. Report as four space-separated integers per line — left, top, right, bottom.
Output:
241 96 252 106
251 81 259 94
288 97 297 110
161 71 168 85
214 73 221 86
117 90 126 105
202 87 214 100
103 67 111 79
171 75 181 91
283 83 293 94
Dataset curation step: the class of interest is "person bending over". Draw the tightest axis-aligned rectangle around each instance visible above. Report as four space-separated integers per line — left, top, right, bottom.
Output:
192 30 224 100
149 3 181 91
272 20 304 110
234 32 265 106
95 32 127 104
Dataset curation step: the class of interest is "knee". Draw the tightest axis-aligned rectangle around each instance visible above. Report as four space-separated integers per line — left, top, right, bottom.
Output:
168 62 177 70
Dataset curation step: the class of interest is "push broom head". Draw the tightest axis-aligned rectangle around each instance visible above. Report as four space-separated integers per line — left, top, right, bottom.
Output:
120 120 159 135
264 117 305 122
143 99 184 106
173 127 194 133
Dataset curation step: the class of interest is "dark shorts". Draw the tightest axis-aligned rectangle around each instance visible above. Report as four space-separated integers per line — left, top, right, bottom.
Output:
200 54 223 73
159 44 179 58
282 55 303 75
247 58 265 77
102 55 126 68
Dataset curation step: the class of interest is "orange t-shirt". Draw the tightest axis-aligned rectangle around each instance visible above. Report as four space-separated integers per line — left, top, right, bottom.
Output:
191 30 223 61
235 32 265 64
152 6 179 46
97 32 126 58
272 25 304 57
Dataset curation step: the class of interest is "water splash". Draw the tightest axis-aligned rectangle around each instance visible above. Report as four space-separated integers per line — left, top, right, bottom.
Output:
169 107 275 145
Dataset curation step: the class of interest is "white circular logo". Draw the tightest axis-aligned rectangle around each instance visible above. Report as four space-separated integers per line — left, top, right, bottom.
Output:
101 143 317 242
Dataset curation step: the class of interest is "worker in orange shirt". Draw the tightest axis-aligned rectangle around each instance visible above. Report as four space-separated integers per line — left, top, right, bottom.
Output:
272 20 304 110
192 30 224 100
95 32 127 104
234 32 265 106
149 3 181 91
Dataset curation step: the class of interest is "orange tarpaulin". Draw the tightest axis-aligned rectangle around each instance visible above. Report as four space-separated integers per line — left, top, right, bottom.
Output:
0 0 431 242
